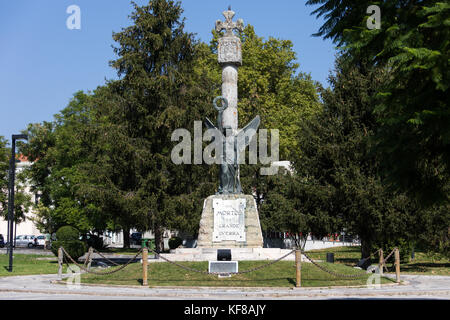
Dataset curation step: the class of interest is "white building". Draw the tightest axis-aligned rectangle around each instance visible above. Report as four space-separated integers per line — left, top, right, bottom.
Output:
0 156 40 239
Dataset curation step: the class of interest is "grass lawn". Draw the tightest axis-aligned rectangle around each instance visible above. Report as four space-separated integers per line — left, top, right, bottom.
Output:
0 254 69 277
306 246 450 276
81 260 395 288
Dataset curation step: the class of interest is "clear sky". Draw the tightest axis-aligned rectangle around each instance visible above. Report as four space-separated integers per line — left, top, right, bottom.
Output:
0 0 336 142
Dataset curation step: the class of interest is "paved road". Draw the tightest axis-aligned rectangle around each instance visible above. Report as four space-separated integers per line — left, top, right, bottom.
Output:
0 274 448 300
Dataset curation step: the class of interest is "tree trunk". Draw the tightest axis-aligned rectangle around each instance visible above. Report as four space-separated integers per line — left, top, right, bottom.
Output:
154 225 164 253
123 227 130 249
361 238 372 259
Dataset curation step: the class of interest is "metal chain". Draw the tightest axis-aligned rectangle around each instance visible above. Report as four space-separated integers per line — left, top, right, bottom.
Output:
61 247 143 276
147 248 296 276
360 249 381 262
91 248 122 266
302 251 369 279
234 250 296 275
151 253 211 275
381 249 396 272
384 249 395 263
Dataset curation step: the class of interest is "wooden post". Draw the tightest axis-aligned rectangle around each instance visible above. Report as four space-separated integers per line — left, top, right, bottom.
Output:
87 247 93 271
295 249 302 288
395 247 401 283
58 247 63 280
142 247 148 286
378 248 384 276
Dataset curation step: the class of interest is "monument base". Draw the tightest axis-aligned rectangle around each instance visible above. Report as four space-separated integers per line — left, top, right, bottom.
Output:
197 194 263 248
150 247 308 262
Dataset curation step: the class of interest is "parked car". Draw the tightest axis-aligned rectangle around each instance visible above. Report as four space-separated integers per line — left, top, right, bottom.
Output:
34 235 46 247
0 234 4 248
14 235 36 248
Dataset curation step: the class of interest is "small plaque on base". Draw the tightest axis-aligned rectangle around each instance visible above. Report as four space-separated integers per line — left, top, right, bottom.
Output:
209 261 238 278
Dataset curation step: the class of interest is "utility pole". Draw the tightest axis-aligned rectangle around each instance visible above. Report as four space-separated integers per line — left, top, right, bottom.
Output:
7 134 28 272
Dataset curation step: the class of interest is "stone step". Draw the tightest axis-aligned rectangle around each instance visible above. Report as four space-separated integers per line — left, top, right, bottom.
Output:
143 248 309 262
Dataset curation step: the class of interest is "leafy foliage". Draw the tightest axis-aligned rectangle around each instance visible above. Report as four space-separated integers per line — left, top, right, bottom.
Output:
51 225 86 261
306 0 450 205
0 136 32 225
290 56 420 257
21 91 103 234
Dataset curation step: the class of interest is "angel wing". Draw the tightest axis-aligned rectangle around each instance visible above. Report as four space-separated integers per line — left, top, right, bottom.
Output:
236 115 260 153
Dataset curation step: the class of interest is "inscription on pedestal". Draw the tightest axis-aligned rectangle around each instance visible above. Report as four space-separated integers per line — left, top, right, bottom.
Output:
213 198 246 242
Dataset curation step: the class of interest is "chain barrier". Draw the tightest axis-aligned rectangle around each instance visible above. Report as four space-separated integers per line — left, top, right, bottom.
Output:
91 248 122 266
381 248 396 272
146 248 296 276
384 249 395 263
302 251 369 279
60 245 393 280
61 247 143 276
302 248 397 279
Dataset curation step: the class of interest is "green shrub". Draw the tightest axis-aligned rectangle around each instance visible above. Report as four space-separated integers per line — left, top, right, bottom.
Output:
168 237 183 250
51 226 87 261
56 226 79 241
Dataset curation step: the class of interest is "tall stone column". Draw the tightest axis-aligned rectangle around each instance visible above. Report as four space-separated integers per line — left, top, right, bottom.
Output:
216 7 244 132
221 64 239 130
197 8 263 249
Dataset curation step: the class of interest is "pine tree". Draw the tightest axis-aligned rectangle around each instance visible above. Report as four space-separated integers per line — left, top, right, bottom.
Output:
306 0 450 205
293 56 419 258
80 0 217 249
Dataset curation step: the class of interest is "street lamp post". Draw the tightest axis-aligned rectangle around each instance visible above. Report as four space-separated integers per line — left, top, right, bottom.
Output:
7 134 28 272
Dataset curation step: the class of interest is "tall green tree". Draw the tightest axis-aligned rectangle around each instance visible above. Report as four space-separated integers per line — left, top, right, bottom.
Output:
293 56 419 258
0 136 32 229
306 0 450 205
79 0 217 249
21 91 104 235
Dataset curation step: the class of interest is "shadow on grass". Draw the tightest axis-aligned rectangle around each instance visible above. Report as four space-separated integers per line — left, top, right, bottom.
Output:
335 258 361 264
399 262 450 273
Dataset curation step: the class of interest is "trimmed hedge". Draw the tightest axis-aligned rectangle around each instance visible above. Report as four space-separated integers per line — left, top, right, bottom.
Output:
51 226 86 261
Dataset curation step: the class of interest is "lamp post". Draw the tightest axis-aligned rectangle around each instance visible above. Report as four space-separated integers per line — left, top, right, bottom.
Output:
7 134 28 272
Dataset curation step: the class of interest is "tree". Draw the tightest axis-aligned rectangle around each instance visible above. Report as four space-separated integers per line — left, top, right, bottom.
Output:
77 0 218 249
306 0 450 206
293 56 420 258
0 136 32 229
21 91 104 235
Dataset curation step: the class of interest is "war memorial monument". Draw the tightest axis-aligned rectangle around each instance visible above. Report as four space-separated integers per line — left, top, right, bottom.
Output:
168 7 296 263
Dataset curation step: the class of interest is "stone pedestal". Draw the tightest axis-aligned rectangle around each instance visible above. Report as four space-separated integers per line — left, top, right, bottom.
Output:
197 194 263 248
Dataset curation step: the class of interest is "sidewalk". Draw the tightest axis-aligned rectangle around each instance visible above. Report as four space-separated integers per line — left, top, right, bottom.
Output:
0 273 448 300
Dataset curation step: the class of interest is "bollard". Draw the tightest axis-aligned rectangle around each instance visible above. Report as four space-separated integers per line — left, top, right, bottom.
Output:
295 249 302 288
378 248 384 275
58 247 63 280
395 248 400 283
142 247 148 286
87 247 93 271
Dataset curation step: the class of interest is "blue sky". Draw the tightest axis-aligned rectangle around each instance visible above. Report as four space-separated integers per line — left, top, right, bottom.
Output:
0 0 336 142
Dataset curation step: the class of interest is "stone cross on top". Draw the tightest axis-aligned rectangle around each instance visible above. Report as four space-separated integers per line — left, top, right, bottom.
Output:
215 6 244 37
